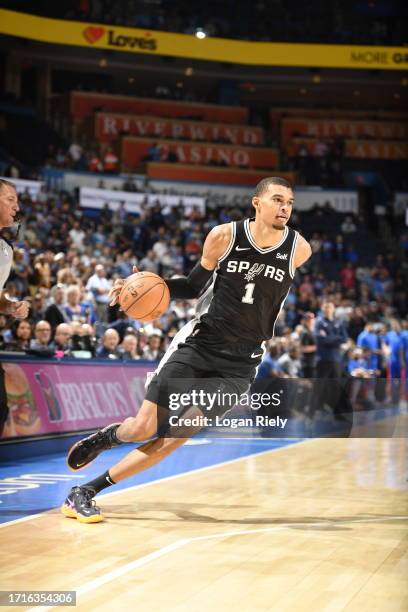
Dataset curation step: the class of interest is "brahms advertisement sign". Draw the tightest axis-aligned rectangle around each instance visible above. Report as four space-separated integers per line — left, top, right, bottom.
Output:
1 361 151 439
94 113 264 145
121 138 279 171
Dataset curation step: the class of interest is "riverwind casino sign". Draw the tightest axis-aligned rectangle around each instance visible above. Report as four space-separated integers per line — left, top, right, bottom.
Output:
1 9 407 70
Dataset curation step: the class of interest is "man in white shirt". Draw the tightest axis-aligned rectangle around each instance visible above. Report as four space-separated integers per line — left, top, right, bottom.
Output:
86 264 112 322
0 179 30 434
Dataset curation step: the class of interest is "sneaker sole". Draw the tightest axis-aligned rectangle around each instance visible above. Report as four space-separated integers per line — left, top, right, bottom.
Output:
60 504 104 523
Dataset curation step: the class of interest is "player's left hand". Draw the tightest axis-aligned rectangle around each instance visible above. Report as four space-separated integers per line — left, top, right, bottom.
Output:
8 300 30 319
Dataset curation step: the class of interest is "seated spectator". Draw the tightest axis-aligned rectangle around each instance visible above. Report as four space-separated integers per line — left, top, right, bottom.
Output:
44 284 68 330
340 263 356 291
71 323 97 358
96 328 120 359
64 285 94 324
348 347 374 377
139 250 159 274
110 310 140 341
0 314 11 349
29 320 52 353
88 151 103 173
28 292 47 324
119 334 140 360
49 323 73 356
5 319 32 352
10 248 31 296
347 347 376 406
103 148 119 173
142 330 164 360
68 141 83 169
256 343 282 379
277 344 302 378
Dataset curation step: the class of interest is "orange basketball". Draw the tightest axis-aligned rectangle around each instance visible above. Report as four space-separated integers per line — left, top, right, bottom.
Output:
118 271 170 322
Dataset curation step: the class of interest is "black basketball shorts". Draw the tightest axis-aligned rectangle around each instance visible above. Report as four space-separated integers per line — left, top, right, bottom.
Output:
145 343 257 418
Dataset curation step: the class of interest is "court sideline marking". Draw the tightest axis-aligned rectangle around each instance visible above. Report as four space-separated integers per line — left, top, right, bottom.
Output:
0 438 306 529
28 514 408 612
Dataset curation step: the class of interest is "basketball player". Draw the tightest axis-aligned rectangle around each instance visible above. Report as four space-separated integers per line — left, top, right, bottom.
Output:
0 179 30 435
62 177 312 522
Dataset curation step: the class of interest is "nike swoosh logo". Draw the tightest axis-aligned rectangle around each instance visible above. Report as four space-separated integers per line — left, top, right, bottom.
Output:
235 246 251 251
251 352 263 358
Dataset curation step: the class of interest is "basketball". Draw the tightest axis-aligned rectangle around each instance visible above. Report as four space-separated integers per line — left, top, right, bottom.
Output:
118 271 170 322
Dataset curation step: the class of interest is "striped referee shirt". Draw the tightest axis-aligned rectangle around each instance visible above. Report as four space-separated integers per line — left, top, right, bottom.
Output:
0 237 13 293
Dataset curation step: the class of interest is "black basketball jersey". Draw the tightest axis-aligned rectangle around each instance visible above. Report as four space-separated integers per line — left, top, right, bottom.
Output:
195 218 298 348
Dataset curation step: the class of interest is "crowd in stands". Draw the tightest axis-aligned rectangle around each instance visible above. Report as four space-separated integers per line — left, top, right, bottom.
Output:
6 0 406 46
0 185 407 415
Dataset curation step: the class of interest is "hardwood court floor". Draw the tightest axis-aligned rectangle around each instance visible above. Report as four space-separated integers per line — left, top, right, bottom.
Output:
1 428 407 611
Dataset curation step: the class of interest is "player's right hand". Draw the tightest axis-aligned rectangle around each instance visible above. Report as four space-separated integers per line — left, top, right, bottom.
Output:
8 300 30 319
109 265 139 306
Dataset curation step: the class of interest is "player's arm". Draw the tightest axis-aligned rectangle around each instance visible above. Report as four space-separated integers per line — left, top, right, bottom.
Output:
165 223 232 299
109 224 232 305
293 234 312 270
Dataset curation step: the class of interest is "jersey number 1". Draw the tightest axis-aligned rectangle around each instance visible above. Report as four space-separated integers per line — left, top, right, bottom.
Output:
242 282 255 304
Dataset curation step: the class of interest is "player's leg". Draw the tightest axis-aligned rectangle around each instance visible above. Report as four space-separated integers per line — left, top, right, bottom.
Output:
61 404 203 523
66 398 161 471
67 340 202 471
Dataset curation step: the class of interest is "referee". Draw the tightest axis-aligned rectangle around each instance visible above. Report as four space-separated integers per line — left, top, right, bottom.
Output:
0 179 30 435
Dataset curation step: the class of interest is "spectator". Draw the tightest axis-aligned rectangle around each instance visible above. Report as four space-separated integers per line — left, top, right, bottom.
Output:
10 249 30 296
347 347 376 406
300 312 317 378
29 320 52 352
86 264 112 322
256 343 282 379
68 141 83 169
44 284 68 329
69 221 87 252
71 323 97 357
88 151 103 173
340 263 356 291
341 216 357 234
276 344 302 377
311 301 350 421
142 331 164 360
103 148 119 173
96 328 120 359
347 306 366 341
383 319 404 404
5 319 32 352
357 322 381 373
64 284 94 324
119 334 140 360
49 323 72 356
28 293 47 324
